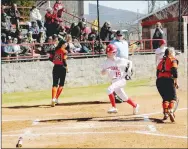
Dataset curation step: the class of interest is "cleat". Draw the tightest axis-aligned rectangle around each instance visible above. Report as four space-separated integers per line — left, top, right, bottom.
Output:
168 112 175 122
133 104 140 115
51 98 56 107
162 113 169 120
55 99 59 104
107 107 118 113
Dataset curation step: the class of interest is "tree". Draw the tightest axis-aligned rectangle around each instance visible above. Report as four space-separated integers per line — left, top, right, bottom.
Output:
2 0 35 21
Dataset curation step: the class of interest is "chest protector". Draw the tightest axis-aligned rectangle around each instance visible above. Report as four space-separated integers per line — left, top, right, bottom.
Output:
157 57 178 78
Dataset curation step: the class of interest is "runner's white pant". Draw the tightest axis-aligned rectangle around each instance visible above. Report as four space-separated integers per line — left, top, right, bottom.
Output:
107 78 128 101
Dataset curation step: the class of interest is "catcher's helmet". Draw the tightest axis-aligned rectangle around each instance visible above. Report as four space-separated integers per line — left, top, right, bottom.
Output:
106 44 117 54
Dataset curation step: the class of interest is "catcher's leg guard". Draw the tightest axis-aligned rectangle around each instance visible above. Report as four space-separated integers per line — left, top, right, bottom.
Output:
168 100 176 122
162 101 169 120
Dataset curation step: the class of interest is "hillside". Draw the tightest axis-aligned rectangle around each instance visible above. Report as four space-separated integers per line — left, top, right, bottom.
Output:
84 3 144 29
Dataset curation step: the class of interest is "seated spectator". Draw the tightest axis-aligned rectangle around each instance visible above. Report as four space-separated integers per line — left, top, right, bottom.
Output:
80 33 90 53
7 3 20 30
27 31 35 43
65 34 75 53
15 29 24 44
58 26 67 40
42 36 55 55
30 21 40 39
52 34 59 47
69 22 76 34
88 28 98 41
81 23 91 37
73 39 82 53
30 6 43 29
12 38 21 55
36 31 46 54
71 21 85 41
3 36 17 57
1 34 7 57
19 37 40 57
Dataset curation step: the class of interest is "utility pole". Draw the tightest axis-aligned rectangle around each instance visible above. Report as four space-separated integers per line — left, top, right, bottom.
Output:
97 0 101 56
178 0 182 52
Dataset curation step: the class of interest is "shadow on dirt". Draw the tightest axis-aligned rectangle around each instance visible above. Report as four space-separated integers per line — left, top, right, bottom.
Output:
149 118 165 123
39 116 152 123
2 101 109 109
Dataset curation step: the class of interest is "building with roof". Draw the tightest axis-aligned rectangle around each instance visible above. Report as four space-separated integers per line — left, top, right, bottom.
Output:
136 0 188 52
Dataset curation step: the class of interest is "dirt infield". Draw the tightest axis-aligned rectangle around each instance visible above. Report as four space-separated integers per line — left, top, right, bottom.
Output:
2 86 188 148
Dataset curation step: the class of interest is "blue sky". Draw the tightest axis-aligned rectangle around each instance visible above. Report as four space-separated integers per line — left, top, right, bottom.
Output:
84 1 168 14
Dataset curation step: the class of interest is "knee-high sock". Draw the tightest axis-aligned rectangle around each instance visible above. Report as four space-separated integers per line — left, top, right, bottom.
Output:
56 86 63 99
52 87 57 99
162 101 169 113
126 98 137 108
168 100 175 112
108 93 116 107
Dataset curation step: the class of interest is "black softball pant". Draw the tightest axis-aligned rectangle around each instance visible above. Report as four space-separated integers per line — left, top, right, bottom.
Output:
156 77 177 102
52 65 66 87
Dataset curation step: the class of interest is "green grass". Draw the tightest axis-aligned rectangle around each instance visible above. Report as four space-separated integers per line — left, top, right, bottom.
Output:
2 78 153 106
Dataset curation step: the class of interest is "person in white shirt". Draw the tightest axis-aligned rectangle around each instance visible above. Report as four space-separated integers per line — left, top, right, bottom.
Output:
155 39 168 66
30 6 43 29
110 30 129 59
101 44 140 114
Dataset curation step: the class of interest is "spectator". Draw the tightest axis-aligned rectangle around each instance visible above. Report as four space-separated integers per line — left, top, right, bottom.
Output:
3 36 16 57
57 24 67 40
155 39 168 66
1 34 7 57
19 37 39 57
73 39 82 53
36 31 46 54
12 38 21 55
81 23 91 37
30 21 40 39
88 28 98 41
71 21 85 40
65 34 75 53
100 22 113 45
27 31 35 43
44 7 54 37
152 22 164 49
1 5 12 36
42 36 55 55
69 22 76 34
53 0 65 18
52 34 59 47
30 6 43 29
15 29 24 44
7 3 20 30
110 30 129 59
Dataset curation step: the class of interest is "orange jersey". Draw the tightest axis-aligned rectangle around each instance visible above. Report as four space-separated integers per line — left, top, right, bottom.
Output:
51 48 67 65
157 56 178 78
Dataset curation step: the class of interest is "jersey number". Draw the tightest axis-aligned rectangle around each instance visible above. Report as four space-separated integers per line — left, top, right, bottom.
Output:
116 71 121 77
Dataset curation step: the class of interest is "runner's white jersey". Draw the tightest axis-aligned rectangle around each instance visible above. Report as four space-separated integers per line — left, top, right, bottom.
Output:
101 57 131 80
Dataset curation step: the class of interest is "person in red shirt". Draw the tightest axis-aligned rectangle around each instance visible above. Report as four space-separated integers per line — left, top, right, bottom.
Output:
49 39 68 107
53 0 65 18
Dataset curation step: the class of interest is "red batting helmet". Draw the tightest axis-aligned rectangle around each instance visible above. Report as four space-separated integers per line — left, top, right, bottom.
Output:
106 44 117 54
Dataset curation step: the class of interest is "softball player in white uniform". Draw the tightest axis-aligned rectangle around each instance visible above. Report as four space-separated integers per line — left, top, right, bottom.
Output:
101 44 139 114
